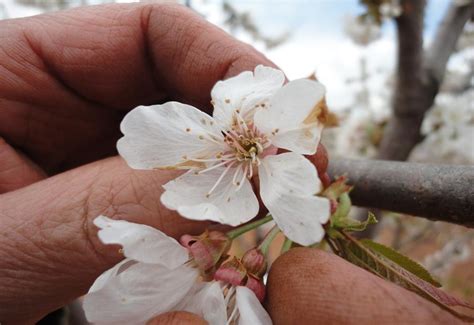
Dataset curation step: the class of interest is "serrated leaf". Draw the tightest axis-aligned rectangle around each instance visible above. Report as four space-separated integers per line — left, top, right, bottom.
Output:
334 233 474 322
360 239 442 287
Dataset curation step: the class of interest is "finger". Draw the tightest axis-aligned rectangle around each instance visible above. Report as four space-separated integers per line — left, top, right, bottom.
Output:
266 248 462 324
0 137 46 193
1 3 275 171
146 311 207 325
0 157 212 323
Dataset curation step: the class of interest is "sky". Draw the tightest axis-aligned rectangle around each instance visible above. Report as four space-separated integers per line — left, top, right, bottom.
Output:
195 0 451 109
0 0 453 109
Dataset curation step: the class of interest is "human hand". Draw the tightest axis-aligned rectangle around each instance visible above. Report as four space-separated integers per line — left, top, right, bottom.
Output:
0 3 461 324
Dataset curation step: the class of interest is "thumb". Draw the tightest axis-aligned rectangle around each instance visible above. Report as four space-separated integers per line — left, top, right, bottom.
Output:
266 248 462 324
0 156 211 323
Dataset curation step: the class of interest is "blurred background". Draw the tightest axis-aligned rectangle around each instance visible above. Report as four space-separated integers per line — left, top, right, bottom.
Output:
1 0 472 323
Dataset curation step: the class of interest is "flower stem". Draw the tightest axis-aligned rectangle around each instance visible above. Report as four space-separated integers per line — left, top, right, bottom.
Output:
258 225 281 255
280 237 293 254
226 214 273 239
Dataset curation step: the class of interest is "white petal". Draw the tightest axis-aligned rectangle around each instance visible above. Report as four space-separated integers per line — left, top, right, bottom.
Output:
83 262 199 325
117 102 225 170
94 216 188 267
258 153 331 246
236 286 272 325
161 168 259 226
89 259 137 293
212 65 285 127
254 79 326 155
178 282 227 325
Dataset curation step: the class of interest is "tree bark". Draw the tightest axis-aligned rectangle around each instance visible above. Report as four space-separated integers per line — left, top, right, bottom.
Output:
328 159 474 227
377 1 473 161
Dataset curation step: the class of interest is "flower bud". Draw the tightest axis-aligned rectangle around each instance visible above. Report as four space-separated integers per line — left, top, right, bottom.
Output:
180 230 232 275
245 275 266 302
214 257 246 286
241 248 267 277
309 143 329 176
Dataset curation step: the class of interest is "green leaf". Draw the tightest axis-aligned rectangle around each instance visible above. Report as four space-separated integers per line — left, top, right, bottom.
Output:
331 193 352 222
332 210 377 232
360 239 442 287
333 233 474 322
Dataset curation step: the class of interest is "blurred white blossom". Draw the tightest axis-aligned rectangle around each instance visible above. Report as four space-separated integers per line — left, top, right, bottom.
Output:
344 15 381 46
411 90 474 164
380 0 402 18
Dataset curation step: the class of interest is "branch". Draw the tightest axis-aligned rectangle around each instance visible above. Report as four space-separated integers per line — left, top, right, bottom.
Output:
377 0 426 161
328 159 474 227
424 1 473 89
377 1 473 161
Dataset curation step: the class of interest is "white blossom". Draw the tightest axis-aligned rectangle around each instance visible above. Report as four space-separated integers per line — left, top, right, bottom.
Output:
83 216 271 325
380 0 402 18
344 15 381 46
411 90 474 164
118 65 331 246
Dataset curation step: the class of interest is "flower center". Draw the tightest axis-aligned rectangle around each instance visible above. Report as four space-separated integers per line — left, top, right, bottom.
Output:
223 111 268 164
197 111 271 197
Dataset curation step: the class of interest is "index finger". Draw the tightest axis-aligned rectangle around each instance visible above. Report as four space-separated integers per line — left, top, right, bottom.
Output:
5 2 275 110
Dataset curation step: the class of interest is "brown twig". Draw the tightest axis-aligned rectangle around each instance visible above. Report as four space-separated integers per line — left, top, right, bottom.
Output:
328 159 474 227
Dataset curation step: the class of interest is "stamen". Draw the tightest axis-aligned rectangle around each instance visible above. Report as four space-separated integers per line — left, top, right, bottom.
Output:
226 299 239 325
236 163 248 192
190 157 234 163
224 285 235 305
232 164 243 186
207 161 236 196
199 159 236 174
248 163 254 179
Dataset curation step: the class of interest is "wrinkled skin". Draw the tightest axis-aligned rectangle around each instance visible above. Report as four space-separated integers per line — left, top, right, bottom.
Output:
0 3 460 324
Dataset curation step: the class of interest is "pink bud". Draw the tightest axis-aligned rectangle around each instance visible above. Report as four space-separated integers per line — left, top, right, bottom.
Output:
214 257 246 286
245 275 266 302
179 231 232 276
241 248 267 277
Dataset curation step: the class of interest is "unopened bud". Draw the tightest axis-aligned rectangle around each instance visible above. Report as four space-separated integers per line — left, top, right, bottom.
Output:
241 248 267 277
245 275 266 302
214 257 246 286
180 231 231 274
306 143 329 177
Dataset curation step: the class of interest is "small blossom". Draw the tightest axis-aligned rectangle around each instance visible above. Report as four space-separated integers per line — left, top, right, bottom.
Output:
380 0 402 18
83 216 270 325
344 15 381 46
118 65 331 245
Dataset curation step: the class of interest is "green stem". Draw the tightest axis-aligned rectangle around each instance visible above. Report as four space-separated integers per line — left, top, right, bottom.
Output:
258 225 281 255
226 214 273 239
280 237 293 254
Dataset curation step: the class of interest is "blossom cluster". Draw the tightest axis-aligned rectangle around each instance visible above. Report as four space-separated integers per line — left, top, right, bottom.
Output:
84 65 333 324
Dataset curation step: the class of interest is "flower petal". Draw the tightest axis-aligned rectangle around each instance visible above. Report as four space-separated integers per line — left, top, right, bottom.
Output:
212 65 285 127
89 259 137 293
177 282 227 325
254 78 326 155
161 168 259 226
236 286 272 325
83 262 198 324
94 215 188 267
117 102 225 170
258 153 330 246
